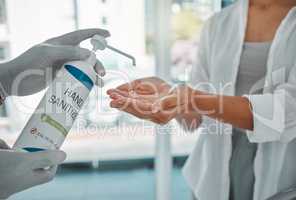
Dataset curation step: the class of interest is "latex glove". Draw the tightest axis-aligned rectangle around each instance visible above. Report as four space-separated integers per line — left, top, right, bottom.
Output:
0 28 110 97
0 147 66 199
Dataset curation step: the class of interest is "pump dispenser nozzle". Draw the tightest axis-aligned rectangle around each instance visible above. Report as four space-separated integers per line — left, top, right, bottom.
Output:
91 35 136 66
86 52 97 67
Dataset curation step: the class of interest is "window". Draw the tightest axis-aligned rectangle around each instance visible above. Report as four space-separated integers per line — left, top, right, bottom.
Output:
170 1 214 82
169 0 215 167
0 0 7 24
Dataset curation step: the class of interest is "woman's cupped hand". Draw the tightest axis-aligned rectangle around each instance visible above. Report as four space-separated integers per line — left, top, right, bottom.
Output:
107 77 196 125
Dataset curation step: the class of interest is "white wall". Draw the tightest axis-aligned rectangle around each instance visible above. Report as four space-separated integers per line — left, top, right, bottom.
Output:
78 0 146 60
4 0 146 131
7 0 75 58
5 0 75 130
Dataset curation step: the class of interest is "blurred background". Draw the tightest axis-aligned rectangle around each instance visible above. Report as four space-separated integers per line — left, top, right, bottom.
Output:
0 0 235 199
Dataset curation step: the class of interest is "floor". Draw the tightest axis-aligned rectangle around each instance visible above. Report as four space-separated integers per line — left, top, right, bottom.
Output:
10 165 191 200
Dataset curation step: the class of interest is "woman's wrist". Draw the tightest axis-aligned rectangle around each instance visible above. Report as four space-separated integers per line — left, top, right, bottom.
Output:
165 86 203 121
169 86 205 117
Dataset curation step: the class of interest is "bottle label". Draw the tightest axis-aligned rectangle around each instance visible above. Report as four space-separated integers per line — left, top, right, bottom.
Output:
13 64 94 151
64 64 94 91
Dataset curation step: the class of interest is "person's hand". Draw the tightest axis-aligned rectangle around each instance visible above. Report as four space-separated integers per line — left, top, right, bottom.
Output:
108 78 202 127
151 84 196 116
0 29 110 97
109 82 197 124
108 77 171 97
0 141 66 199
152 85 202 130
107 77 182 124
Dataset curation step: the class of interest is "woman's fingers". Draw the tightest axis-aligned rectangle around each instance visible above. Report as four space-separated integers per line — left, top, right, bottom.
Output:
115 83 131 92
116 79 141 92
110 97 153 120
110 96 176 124
115 79 158 95
108 79 179 125
109 95 131 108
107 89 159 103
133 81 159 95
109 77 165 102
111 96 152 112
110 95 152 115
107 89 129 99
110 100 170 124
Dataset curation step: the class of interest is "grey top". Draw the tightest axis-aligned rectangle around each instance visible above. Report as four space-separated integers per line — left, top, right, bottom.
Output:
229 42 271 200
235 42 271 96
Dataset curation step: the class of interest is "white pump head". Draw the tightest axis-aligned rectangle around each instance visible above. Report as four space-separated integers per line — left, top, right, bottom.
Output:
91 35 108 51
90 34 136 66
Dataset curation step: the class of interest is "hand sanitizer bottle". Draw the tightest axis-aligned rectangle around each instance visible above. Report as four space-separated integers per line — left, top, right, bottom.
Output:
13 53 97 152
13 34 136 152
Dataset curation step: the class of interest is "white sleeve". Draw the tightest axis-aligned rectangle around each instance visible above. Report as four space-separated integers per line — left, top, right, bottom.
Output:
245 65 296 143
190 20 212 91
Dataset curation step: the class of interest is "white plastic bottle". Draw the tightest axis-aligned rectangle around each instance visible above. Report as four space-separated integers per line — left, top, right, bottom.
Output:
13 53 97 152
13 34 136 152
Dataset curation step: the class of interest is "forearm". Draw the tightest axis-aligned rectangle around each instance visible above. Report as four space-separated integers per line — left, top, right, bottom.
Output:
192 91 254 130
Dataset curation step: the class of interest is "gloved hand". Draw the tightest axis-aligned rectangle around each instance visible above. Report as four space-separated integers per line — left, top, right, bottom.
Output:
0 140 66 199
0 28 110 97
